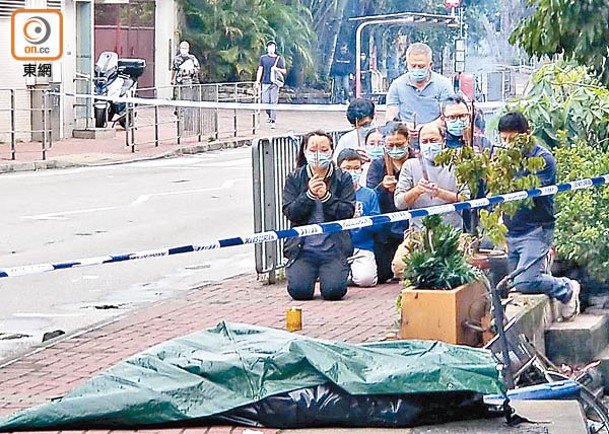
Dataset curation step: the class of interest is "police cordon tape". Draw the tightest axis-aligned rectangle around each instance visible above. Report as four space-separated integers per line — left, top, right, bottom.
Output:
1 174 607 279
53 91 502 113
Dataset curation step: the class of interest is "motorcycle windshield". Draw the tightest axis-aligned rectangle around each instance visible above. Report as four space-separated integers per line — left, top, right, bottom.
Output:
96 52 119 76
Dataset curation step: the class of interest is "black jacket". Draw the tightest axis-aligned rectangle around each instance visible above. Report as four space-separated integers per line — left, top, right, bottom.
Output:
282 165 355 261
366 158 409 241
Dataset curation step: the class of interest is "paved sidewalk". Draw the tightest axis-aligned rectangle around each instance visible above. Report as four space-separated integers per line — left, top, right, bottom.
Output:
0 108 355 173
0 273 401 433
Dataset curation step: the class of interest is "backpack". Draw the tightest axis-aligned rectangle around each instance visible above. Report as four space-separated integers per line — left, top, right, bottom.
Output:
271 56 285 88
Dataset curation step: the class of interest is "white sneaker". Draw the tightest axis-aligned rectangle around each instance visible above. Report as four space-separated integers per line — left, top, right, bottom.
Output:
561 279 581 321
270 121 276 129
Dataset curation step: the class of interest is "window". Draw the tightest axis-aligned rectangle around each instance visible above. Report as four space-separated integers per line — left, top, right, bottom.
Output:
0 0 26 18
47 0 62 9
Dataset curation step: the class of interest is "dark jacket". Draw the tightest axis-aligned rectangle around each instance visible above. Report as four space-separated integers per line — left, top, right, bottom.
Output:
331 50 353 77
282 165 355 261
366 158 409 241
504 144 556 236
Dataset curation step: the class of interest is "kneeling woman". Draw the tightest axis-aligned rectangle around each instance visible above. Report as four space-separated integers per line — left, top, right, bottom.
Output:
282 131 355 301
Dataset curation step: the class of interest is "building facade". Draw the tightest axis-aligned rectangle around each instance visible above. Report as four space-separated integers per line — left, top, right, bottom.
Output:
0 0 179 143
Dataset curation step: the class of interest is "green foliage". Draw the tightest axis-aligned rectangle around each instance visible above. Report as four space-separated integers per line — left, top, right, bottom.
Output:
509 62 609 149
554 138 609 283
402 216 479 290
179 0 315 82
435 134 543 246
514 61 609 284
510 0 609 85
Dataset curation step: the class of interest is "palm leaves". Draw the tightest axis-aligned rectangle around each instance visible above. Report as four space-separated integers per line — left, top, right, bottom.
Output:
180 0 315 82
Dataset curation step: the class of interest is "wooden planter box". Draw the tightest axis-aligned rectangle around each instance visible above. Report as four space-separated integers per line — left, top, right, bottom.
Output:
400 279 487 346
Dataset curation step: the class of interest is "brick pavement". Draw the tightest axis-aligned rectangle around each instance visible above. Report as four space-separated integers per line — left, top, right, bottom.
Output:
0 100 397 433
0 273 401 433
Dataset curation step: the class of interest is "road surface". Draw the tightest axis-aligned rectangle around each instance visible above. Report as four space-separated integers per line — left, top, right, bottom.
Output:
0 147 255 361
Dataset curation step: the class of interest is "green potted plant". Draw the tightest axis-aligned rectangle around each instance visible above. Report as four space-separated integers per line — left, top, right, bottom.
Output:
399 216 487 346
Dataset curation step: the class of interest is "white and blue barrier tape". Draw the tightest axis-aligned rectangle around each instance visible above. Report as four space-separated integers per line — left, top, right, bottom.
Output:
1 174 607 279
54 92 502 113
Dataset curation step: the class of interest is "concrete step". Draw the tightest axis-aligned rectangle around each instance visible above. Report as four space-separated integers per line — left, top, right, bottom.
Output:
72 128 116 139
546 314 609 365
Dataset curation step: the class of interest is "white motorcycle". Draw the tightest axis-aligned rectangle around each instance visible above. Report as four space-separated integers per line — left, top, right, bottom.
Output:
93 51 145 129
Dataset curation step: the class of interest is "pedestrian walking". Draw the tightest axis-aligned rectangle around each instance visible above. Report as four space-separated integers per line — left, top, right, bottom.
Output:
282 131 355 301
171 41 201 128
255 40 287 129
330 43 353 103
171 41 200 86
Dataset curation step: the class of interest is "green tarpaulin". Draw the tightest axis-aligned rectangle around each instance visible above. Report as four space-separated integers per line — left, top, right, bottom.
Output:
0 322 504 431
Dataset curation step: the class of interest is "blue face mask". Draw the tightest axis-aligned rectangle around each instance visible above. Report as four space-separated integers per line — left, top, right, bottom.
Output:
366 145 385 160
446 118 465 137
347 169 362 185
386 146 408 160
358 125 374 144
420 142 443 162
410 67 428 82
305 151 332 168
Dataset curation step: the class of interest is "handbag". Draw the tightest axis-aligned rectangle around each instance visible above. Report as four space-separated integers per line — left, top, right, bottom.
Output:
271 56 285 88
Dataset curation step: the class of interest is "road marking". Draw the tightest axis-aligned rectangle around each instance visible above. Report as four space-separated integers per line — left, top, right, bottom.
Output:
196 158 250 168
221 179 236 189
21 179 250 217
22 206 118 221
12 313 86 318
132 178 248 204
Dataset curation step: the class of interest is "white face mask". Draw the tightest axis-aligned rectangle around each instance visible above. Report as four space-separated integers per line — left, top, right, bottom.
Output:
180 48 188 56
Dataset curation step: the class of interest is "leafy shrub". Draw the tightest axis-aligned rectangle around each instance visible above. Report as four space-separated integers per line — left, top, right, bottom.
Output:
402 216 479 290
515 61 609 150
435 133 545 246
554 136 609 282
507 61 609 285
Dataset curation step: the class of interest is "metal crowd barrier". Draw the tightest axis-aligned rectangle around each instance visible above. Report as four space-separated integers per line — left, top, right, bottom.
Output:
251 101 503 282
127 82 259 152
0 87 59 161
252 130 348 283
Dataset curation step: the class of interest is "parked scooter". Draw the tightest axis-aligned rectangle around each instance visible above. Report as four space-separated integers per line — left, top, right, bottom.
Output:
93 51 146 129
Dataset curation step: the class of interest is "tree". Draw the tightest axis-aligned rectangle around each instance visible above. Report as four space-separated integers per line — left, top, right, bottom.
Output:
510 0 609 85
179 0 315 84
301 0 349 77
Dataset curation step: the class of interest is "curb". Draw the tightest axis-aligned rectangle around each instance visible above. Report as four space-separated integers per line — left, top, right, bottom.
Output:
0 272 253 369
0 138 252 174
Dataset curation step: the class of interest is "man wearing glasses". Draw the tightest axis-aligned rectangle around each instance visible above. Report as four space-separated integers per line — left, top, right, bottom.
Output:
440 95 492 152
441 95 471 149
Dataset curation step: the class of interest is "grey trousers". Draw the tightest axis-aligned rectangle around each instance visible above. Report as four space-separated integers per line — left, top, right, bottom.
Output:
261 83 279 122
